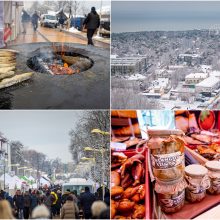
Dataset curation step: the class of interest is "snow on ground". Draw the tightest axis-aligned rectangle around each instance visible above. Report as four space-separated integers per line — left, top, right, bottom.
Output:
68 27 81 33
127 74 147 80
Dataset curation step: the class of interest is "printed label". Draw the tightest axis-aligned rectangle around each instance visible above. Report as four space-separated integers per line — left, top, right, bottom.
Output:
151 151 183 169
110 142 127 151
160 190 185 208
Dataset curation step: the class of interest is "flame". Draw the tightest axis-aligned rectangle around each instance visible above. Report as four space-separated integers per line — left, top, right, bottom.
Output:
61 42 64 55
64 63 68 67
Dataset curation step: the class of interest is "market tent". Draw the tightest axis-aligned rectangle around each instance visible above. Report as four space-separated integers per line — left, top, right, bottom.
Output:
0 173 23 189
29 176 35 182
40 176 50 187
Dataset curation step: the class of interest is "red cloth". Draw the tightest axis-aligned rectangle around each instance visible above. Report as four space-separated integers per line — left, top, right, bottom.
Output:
165 193 220 219
4 27 12 41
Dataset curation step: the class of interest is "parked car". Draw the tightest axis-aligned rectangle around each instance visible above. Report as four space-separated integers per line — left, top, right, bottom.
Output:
40 14 58 28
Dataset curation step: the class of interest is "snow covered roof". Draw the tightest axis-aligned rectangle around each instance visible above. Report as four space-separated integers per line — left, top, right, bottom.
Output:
211 71 220 77
185 73 208 79
196 76 220 88
111 57 146 66
179 53 201 58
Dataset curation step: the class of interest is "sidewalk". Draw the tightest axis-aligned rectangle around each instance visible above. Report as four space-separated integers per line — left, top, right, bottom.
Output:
62 27 110 49
37 26 87 45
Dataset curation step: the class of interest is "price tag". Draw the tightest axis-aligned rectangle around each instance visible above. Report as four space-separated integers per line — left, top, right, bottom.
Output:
111 142 126 151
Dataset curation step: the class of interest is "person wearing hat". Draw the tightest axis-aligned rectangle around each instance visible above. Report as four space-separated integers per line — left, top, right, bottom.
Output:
83 7 100 45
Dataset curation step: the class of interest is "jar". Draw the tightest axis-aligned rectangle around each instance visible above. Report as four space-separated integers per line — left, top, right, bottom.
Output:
148 129 185 181
185 164 210 202
205 161 220 195
155 176 187 213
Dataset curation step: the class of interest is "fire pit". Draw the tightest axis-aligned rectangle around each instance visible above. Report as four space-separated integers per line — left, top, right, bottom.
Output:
0 42 110 109
27 45 94 75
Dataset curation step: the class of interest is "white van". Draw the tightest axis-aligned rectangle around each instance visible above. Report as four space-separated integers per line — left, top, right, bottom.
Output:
62 178 95 195
40 14 58 28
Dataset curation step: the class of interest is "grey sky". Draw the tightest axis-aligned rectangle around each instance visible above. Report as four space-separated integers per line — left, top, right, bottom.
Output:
0 110 84 163
112 1 220 32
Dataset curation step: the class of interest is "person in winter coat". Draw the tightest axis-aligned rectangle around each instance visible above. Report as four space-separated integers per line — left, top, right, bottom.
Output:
60 196 79 219
83 7 100 45
79 187 96 219
30 191 39 215
31 11 40 31
91 201 107 219
13 190 24 219
32 205 50 219
55 190 62 215
21 8 30 34
0 200 14 219
23 191 31 219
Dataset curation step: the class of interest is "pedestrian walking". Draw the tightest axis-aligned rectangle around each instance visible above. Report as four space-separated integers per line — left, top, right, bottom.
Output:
55 190 62 215
83 7 100 45
0 200 14 219
79 187 96 219
91 201 107 219
30 191 39 215
21 9 30 34
60 196 79 219
31 11 40 32
13 190 24 219
23 191 31 219
32 205 50 219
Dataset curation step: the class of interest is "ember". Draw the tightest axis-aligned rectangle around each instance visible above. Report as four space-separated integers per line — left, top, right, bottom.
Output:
27 46 93 75
48 64 75 75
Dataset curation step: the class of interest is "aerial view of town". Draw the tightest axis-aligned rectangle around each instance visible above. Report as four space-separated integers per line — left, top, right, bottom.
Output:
111 1 220 109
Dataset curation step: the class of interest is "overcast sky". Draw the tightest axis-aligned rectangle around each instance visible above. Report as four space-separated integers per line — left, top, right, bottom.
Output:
112 1 220 32
0 110 84 163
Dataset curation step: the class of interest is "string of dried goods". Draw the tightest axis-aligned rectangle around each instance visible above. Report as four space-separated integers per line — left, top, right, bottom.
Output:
111 152 146 219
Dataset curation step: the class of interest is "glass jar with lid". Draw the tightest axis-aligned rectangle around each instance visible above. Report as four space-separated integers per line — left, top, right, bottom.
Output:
155 176 187 213
148 129 185 181
185 164 210 202
205 161 220 195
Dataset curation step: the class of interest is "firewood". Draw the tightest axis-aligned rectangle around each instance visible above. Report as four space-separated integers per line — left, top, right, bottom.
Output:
0 72 33 89
0 71 15 80
0 67 15 74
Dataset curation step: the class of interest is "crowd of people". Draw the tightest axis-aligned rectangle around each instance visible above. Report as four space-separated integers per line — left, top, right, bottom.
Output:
0 186 110 219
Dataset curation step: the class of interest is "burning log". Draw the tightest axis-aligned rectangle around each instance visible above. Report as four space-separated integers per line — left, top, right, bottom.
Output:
70 58 92 72
61 55 81 65
0 71 15 80
0 72 33 89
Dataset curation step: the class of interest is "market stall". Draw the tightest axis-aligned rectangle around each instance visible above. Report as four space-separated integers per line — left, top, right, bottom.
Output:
111 110 220 219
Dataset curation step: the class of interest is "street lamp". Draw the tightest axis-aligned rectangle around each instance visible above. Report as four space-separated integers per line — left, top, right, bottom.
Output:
90 128 109 201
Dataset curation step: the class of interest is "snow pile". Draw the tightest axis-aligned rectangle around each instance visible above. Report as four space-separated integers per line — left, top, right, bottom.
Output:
68 27 81 33
127 74 146 80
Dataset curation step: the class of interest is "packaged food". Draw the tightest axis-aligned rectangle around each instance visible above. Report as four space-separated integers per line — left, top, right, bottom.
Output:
185 164 210 202
205 161 220 195
148 129 185 181
155 176 187 213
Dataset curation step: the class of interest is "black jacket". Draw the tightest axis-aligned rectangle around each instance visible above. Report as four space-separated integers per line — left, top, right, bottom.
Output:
83 12 100 30
80 191 95 214
13 195 24 209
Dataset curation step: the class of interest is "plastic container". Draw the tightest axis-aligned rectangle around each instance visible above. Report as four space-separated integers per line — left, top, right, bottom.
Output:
155 176 187 213
185 164 210 202
205 161 220 195
148 129 185 181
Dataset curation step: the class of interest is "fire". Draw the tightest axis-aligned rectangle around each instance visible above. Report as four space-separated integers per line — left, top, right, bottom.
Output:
64 63 68 67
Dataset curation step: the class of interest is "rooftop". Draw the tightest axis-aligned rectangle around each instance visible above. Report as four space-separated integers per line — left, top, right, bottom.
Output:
196 76 220 88
185 73 208 79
